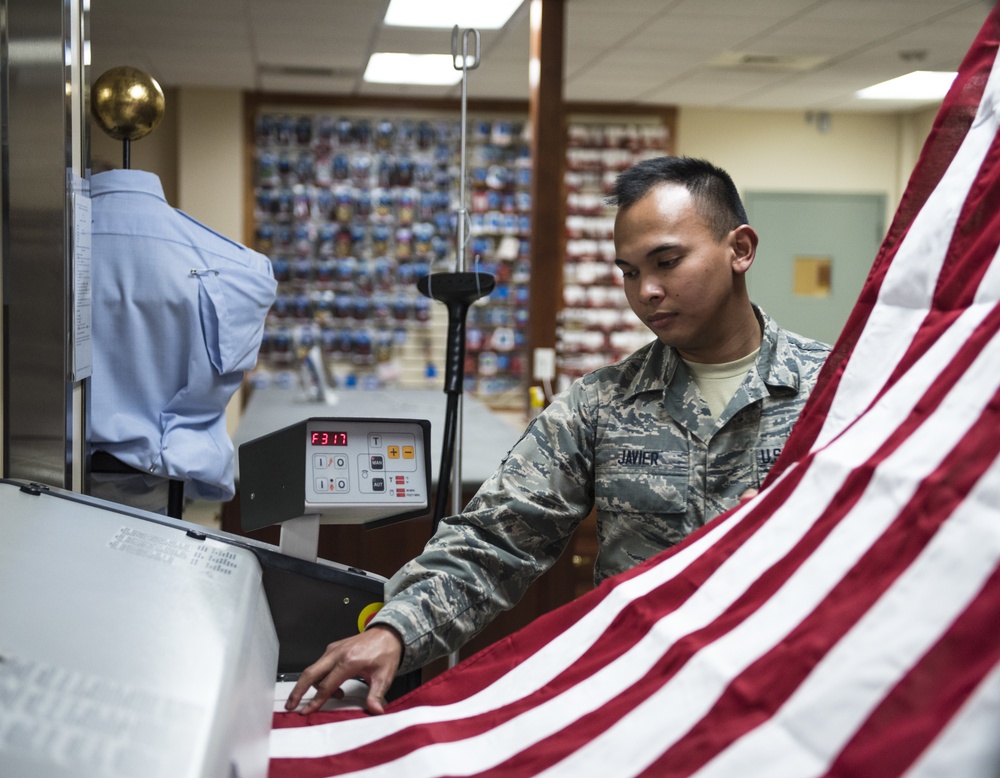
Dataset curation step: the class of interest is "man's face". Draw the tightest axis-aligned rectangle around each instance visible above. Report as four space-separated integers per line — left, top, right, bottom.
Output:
613 183 752 362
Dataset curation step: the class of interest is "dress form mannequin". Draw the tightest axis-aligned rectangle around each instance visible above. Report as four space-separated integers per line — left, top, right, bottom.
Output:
87 67 276 516
89 67 183 517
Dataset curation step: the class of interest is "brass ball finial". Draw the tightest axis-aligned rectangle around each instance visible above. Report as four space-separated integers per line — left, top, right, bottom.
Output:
91 66 165 142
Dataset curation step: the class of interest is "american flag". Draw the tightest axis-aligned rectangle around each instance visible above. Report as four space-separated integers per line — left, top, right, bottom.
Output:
269 7 1000 776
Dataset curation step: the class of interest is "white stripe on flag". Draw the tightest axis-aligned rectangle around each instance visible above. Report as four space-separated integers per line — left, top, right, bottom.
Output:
974 241 1000 305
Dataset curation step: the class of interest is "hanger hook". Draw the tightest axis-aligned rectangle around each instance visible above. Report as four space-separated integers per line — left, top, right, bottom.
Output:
451 26 481 71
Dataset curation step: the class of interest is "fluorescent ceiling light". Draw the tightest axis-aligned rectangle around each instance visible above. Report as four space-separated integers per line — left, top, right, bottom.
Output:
364 53 462 85
856 70 957 101
384 0 522 29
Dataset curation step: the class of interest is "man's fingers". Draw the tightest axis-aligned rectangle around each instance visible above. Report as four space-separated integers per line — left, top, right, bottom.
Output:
289 669 348 714
284 649 349 712
363 667 397 715
293 672 385 715
365 690 388 716
283 627 404 715
285 673 316 711
299 683 336 715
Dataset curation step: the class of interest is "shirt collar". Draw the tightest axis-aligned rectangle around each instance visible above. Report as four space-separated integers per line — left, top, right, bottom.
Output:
623 304 801 401
90 169 167 201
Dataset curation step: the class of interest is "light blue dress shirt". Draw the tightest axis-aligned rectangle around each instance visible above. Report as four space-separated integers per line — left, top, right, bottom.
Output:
91 169 277 501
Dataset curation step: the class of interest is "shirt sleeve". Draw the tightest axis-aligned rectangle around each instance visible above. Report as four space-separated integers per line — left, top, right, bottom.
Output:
370 380 599 674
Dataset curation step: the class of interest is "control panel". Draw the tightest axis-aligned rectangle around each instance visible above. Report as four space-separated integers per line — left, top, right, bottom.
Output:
304 419 428 512
239 417 432 533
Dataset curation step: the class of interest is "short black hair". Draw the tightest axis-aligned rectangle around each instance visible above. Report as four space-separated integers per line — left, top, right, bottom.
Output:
607 156 748 241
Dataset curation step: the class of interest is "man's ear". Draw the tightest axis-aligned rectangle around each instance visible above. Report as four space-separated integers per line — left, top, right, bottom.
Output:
730 225 758 275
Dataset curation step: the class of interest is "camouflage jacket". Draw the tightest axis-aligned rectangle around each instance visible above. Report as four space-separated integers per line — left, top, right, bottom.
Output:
372 307 830 674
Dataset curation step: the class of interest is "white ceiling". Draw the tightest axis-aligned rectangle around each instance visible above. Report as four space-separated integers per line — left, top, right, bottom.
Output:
90 0 995 113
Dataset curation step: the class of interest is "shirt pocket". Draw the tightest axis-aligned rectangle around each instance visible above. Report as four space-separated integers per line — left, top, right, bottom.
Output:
594 447 689 516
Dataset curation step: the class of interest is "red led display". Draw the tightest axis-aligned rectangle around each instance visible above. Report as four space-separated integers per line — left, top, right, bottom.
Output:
310 431 348 446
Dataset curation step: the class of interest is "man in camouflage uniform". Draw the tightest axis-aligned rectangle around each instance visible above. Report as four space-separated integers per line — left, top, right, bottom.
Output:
287 156 831 715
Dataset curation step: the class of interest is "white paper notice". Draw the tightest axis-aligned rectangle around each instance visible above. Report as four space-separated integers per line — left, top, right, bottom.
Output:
72 189 93 380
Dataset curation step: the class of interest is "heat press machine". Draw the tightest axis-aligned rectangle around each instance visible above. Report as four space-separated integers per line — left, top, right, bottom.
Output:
0 418 430 778
0 478 280 778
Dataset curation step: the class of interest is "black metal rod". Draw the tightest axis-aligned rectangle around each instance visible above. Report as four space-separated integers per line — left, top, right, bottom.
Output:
417 271 495 535
432 392 461 533
431 299 470 531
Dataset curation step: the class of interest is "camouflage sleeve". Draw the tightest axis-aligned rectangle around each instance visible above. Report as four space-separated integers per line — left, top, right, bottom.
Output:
370 380 599 674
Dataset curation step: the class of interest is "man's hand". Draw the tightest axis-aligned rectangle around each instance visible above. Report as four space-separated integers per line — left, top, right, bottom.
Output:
738 488 759 505
285 625 403 716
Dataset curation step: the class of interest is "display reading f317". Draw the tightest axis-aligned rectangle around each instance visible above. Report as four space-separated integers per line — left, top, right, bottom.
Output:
310 431 348 446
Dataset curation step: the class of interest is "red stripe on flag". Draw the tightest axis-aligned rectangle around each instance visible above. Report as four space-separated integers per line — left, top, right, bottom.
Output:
771 8 999 481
